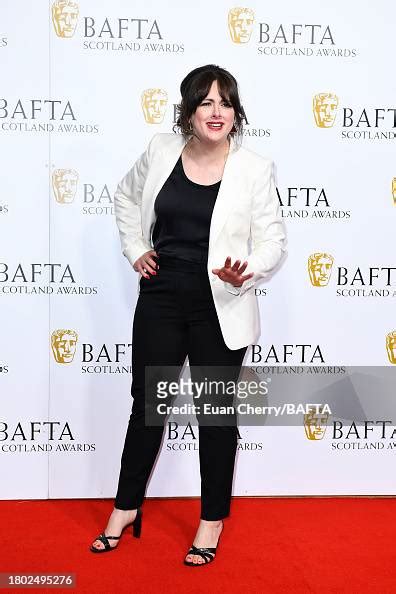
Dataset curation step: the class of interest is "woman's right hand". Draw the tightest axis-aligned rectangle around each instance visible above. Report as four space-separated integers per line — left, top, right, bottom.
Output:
133 250 159 279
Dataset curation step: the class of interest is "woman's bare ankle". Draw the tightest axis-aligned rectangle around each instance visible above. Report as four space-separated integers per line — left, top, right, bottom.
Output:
113 507 137 514
113 507 137 516
200 519 223 527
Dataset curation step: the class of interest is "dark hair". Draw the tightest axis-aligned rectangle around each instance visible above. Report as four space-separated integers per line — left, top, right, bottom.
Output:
173 64 245 143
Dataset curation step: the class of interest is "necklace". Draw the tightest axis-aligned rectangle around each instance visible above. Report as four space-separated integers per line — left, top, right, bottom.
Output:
184 137 230 168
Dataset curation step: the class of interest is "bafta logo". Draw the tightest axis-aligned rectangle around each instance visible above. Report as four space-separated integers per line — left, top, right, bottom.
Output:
141 89 168 124
386 331 396 364
51 0 79 38
228 7 255 44
51 329 78 364
304 405 329 440
52 169 78 204
313 93 339 128
392 178 396 205
308 253 334 287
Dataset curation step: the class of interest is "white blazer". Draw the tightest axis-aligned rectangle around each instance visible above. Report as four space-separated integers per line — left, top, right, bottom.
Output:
114 132 286 350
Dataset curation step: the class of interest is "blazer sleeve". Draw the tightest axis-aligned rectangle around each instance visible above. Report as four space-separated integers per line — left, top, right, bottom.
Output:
114 135 158 267
225 159 286 297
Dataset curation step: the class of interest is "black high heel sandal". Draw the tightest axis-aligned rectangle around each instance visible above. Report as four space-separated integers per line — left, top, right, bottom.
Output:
183 521 223 567
90 507 142 553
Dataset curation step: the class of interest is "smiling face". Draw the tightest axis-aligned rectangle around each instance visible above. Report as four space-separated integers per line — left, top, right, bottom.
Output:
189 80 235 146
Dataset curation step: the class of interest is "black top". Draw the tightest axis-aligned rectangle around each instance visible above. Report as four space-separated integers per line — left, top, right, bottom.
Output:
152 155 221 264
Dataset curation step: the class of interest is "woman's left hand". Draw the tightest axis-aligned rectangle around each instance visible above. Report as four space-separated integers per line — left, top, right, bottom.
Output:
212 257 254 287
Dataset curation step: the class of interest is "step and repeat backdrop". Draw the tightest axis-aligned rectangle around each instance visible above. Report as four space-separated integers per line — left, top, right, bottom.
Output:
1 0 395 500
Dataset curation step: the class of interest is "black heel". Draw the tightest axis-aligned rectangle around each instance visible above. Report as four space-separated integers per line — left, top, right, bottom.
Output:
132 507 142 538
90 507 142 553
183 521 223 567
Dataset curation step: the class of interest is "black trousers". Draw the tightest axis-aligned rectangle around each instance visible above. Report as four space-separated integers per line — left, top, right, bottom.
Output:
114 255 248 520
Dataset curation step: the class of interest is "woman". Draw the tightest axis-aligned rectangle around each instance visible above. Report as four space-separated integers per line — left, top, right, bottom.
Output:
90 64 286 565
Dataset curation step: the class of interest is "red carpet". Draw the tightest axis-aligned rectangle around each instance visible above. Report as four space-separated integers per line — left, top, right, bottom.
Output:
2 497 396 594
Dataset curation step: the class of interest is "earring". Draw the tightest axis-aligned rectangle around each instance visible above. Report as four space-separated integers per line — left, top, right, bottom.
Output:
188 120 193 133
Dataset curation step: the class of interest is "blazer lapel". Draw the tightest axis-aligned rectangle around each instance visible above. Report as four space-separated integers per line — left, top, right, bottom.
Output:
208 135 240 251
141 134 187 243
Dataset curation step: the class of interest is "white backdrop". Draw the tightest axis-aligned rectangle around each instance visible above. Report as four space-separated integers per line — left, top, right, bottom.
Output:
0 0 395 500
